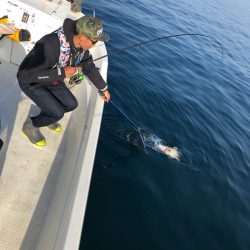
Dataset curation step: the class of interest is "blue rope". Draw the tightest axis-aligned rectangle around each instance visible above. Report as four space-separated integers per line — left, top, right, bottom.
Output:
109 100 138 129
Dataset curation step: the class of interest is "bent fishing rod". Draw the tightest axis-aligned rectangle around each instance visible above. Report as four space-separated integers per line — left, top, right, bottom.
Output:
90 33 224 64
33 33 224 89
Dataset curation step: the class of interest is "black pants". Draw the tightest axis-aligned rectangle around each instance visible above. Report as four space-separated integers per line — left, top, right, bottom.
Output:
19 82 78 127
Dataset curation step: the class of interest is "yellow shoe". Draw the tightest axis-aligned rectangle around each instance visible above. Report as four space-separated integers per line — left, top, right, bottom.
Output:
48 122 62 132
35 139 46 146
22 116 46 147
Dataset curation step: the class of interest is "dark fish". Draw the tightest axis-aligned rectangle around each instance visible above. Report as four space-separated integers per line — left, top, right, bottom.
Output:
127 129 146 152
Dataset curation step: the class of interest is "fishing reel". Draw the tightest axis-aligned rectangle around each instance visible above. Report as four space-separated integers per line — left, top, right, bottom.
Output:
68 72 85 86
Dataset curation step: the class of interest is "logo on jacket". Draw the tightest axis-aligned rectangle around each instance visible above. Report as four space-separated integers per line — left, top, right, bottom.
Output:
38 76 49 79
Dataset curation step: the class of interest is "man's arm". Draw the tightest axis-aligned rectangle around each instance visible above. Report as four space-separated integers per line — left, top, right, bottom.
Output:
100 89 110 102
81 53 110 102
80 52 108 91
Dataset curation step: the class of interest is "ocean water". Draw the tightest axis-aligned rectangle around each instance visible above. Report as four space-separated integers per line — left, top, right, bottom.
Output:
80 0 250 249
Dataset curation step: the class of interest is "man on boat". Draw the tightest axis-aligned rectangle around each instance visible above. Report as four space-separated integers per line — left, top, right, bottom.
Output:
17 16 110 146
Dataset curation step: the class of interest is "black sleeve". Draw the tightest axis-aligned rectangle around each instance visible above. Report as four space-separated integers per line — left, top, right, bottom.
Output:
81 51 107 91
17 35 65 85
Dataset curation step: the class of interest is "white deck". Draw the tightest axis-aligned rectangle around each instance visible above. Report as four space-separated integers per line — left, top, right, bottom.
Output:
0 0 107 249
0 61 72 249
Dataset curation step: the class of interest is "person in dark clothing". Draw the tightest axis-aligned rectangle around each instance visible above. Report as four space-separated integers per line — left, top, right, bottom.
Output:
17 16 110 146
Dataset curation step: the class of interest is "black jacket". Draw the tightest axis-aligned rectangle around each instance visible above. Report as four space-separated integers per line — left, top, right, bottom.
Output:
17 18 107 90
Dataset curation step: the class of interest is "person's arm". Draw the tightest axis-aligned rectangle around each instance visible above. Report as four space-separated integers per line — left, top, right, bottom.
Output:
80 51 110 102
99 89 110 102
81 51 108 91
17 36 65 85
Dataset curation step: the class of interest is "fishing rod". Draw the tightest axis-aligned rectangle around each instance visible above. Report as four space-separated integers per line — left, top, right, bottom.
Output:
89 33 224 64
32 33 223 89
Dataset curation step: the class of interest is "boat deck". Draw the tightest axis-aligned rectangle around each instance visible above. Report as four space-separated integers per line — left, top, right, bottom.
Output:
0 0 108 249
0 59 71 249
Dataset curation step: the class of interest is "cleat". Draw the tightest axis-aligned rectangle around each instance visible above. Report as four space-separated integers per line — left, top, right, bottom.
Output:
47 122 62 132
22 116 46 146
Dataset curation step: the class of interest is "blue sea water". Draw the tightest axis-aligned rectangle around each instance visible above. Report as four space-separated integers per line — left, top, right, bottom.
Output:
80 0 250 249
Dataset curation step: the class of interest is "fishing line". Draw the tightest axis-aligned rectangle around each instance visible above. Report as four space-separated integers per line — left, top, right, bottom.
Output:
109 100 181 160
109 100 148 153
109 100 138 129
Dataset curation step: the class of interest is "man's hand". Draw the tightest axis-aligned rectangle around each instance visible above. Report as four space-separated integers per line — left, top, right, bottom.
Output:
64 66 82 78
101 90 110 103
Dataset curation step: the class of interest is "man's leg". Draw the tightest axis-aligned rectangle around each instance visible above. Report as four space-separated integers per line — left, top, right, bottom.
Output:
20 84 67 127
19 84 66 146
45 82 78 131
47 82 78 114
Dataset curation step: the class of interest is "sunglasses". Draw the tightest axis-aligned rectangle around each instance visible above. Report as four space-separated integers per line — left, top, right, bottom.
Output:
88 38 98 45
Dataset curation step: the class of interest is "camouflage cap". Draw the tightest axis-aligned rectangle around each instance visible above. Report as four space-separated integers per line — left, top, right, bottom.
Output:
76 16 109 42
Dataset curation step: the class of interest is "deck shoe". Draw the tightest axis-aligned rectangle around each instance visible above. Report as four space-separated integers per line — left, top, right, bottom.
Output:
47 122 62 132
22 116 46 146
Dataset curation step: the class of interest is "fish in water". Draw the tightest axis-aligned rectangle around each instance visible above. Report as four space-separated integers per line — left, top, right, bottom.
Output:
127 128 180 161
157 143 180 161
127 129 146 152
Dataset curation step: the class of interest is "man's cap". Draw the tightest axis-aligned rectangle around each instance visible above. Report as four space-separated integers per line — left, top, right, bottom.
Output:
76 16 109 42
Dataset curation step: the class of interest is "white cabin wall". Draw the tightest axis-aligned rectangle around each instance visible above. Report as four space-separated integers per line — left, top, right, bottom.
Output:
0 0 63 65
